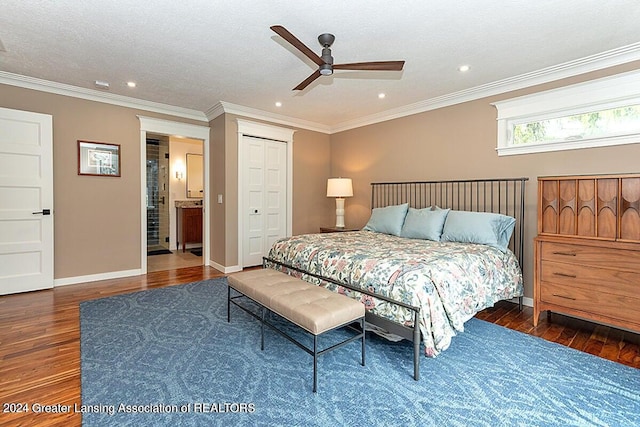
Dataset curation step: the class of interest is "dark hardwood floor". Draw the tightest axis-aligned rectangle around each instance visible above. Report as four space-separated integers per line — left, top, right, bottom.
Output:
1 266 638 426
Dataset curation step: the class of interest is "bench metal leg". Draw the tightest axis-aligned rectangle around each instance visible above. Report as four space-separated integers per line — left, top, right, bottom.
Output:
227 285 231 323
313 335 318 393
261 306 265 351
361 318 366 366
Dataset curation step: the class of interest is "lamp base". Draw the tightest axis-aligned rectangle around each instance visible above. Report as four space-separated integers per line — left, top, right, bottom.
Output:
335 197 345 228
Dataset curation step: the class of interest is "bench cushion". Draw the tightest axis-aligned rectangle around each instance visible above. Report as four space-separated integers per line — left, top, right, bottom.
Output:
228 269 364 335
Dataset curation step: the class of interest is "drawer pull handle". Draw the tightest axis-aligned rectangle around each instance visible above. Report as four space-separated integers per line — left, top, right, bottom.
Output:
552 251 576 256
553 272 577 278
552 294 577 300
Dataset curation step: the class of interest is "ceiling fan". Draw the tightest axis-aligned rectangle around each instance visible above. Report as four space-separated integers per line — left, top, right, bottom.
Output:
270 25 405 91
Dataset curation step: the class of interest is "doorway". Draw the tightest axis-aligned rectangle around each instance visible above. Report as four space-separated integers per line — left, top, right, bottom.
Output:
138 117 211 274
146 134 205 272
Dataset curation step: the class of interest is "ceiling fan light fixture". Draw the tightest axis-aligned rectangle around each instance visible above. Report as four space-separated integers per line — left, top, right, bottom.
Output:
319 64 333 76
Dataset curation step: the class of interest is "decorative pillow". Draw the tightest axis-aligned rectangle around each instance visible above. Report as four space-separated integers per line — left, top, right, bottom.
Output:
363 203 409 236
400 207 449 241
440 210 516 252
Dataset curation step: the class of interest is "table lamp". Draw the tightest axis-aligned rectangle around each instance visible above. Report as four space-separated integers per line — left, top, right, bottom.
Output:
327 178 353 228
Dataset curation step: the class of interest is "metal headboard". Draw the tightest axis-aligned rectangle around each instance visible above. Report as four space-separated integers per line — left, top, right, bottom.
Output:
371 177 529 271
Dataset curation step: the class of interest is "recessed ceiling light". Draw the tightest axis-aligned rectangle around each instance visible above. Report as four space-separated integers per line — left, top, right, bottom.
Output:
275 102 282 107
127 81 136 88
458 65 471 72
378 93 386 99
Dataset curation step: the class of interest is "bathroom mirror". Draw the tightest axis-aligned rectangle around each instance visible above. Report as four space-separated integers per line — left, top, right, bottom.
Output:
186 153 203 198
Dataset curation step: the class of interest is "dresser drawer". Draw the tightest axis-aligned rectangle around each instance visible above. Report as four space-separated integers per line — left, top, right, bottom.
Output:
540 241 640 272
539 281 640 325
540 260 639 299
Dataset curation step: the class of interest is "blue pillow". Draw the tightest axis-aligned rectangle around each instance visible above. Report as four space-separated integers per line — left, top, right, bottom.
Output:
400 207 450 241
440 210 516 252
363 203 409 236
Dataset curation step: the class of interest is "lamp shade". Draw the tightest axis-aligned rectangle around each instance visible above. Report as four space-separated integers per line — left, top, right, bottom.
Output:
327 178 353 198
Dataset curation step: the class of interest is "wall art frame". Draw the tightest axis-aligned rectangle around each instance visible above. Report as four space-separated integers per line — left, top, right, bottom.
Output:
78 140 121 177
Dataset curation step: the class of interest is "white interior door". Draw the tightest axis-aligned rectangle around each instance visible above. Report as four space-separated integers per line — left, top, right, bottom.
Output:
0 107 54 295
242 136 286 267
264 140 287 251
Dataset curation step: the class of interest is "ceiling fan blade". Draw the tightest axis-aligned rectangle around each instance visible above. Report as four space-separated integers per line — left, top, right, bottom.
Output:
293 70 322 91
333 61 405 71
271 25 324 66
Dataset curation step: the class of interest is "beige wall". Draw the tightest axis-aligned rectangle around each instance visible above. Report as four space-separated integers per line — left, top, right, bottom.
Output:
0 84 206 279
329 61 640 299
209 114 227 267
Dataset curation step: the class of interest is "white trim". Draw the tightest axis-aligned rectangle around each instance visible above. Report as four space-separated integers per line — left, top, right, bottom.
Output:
510 296 533 308
237 119 295 269
493 69 640 156
210 260 242 274
54 268 142 287
0 71 207 122
209 101 331 134
138 116 211 274
497 134 640 156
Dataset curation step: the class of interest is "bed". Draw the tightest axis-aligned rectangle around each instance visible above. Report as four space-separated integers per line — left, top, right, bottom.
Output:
265 177 528 379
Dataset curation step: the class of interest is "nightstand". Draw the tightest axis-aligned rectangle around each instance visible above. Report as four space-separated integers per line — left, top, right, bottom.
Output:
319 226 359 233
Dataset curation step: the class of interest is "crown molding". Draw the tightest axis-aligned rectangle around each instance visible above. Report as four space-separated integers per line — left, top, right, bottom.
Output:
330 42 640 133
206 101 331 134
205 102 226 121
0 71 208 122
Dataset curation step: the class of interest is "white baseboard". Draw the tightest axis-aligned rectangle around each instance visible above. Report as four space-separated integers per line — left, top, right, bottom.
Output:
209 260 241 274
54 268 143 287
509 296 533 307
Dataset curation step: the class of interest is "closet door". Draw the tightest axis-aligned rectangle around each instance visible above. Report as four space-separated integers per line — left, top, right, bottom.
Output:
242 136 287 267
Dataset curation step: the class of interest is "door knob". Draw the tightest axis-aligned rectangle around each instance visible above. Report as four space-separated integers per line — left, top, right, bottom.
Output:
33 209 51 215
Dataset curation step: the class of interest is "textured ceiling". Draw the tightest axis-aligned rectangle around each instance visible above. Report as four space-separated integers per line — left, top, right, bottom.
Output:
1 1 640 128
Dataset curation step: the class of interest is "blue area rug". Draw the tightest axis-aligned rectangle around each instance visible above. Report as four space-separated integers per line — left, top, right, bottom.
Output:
80 278 640 426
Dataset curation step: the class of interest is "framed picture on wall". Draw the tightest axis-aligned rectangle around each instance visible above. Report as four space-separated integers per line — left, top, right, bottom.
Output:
78 140 121 176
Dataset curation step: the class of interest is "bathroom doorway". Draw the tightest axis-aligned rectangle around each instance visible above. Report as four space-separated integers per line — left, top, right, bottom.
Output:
139 117 211 275
145 133 205 273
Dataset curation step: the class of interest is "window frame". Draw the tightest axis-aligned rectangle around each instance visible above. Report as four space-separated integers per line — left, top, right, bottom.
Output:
493 70 640 156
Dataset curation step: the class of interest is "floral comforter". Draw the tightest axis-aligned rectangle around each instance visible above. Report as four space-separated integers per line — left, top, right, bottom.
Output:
266 230 523 356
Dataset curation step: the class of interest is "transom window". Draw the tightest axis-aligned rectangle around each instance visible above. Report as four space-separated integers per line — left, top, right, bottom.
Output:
493 70 640 156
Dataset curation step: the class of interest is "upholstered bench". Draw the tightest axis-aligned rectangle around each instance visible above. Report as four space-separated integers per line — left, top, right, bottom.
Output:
227 268 365 392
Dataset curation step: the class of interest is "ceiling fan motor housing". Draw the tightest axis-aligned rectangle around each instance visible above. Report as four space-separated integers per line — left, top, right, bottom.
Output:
319 33 334 74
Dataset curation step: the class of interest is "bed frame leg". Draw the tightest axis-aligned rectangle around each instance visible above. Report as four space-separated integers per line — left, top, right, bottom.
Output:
413 311 420 381
518 296 523 311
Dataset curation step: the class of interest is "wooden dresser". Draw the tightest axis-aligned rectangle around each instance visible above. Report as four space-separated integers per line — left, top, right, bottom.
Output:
534 174 640 333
